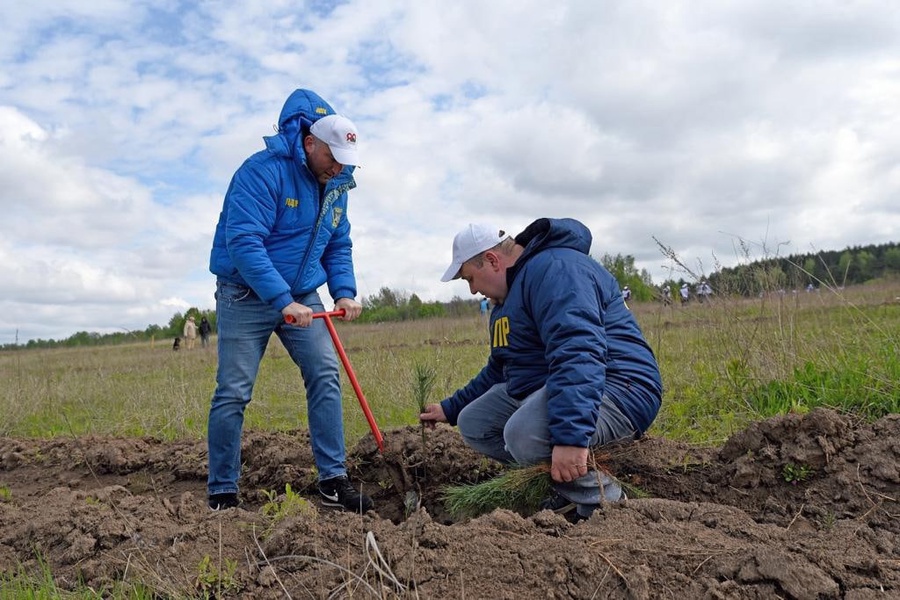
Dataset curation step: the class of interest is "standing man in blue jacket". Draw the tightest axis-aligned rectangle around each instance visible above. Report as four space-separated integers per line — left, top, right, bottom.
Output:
207 89 372 513
420 218 662 521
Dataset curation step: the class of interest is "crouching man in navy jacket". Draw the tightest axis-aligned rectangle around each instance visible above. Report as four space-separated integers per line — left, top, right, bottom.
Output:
421 218 662 521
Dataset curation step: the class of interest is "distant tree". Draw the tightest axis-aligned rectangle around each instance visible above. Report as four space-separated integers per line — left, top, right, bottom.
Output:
838 251 853 285
364 287 405 310
855 250 875 281
884 247 900 271
446 296 478 318
357 287 446 323
596 253 655 301
167 313 184 336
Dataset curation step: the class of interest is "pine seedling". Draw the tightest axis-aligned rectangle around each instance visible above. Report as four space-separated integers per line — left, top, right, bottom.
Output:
411 361 437 449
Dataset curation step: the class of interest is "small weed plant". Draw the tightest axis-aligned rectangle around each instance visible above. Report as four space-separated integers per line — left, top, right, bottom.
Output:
782 463 814 485
195 554 239 599
262 483 315 522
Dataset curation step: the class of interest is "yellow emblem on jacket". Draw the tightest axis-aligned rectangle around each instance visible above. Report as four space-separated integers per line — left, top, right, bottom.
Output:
492 316 510 348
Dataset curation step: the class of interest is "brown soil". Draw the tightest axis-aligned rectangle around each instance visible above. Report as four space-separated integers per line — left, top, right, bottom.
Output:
1 408 898 598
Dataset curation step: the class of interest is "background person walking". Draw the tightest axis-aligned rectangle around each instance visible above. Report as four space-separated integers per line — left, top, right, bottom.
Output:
199 316 212 348
183 316 198 350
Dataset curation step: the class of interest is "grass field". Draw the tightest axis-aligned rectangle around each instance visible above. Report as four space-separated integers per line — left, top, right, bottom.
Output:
2 280 898 446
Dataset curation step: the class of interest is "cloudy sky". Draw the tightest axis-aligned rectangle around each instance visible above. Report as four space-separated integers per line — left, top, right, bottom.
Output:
2 1 899 344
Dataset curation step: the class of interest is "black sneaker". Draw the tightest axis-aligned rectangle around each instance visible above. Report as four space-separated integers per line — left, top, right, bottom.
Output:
318 476 373 513
208 492 240 511
540 492 577 516
573 492 627 522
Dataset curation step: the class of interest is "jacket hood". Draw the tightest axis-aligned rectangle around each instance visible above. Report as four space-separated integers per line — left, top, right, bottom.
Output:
515 218 593 258
275 90 336 152
506 218 592 289
278 89 336 130
265 89 339 166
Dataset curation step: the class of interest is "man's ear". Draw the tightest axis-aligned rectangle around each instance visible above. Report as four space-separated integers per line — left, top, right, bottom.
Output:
485 251 500 270
302 134 316 153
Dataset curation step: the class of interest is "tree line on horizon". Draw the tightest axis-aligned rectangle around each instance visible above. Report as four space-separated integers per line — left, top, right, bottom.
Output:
6 240 898 351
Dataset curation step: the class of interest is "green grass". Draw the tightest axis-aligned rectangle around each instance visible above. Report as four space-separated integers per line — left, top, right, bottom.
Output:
643 279 900 442
0 556 156 599
1 282 898 447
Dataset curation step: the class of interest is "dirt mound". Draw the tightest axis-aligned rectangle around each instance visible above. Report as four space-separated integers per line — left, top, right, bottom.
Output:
1 408 898 598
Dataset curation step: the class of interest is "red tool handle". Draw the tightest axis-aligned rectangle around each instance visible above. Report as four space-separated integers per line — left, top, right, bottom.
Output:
283 309 384 452
283 309 345 324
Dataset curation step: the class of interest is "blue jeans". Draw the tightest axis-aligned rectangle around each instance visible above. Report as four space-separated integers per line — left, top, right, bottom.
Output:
207 281 347 496
457 383 637 506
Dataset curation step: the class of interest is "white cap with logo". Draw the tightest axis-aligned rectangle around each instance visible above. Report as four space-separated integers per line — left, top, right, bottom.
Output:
441 224 507 282
310 114 360 166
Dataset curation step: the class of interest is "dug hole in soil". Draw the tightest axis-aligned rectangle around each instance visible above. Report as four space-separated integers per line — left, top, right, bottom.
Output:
1 408 898 598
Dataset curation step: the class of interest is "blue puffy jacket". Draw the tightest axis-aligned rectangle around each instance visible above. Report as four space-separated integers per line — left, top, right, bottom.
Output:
441 218 663 447
209 89 357 310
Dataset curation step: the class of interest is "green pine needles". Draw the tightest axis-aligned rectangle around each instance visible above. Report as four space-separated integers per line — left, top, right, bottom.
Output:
412 361 437 448
442 464 553 519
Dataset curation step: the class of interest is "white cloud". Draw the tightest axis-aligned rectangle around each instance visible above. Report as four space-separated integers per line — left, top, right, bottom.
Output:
1 0 899 343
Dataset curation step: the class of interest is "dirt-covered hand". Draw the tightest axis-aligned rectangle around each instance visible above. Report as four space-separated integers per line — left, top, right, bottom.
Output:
419 403 447 429
550 445 590 483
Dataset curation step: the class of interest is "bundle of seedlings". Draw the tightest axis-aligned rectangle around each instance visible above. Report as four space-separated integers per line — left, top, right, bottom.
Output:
442 452 623 519
443 463 552 519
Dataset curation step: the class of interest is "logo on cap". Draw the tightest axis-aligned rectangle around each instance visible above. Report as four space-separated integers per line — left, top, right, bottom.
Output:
346 132 357 143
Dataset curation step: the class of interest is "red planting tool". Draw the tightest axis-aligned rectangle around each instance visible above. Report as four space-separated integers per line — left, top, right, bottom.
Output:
284 309 384 452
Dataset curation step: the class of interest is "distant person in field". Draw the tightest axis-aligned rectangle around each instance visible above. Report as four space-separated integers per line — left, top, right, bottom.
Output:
480 296 490 317
206 88 371 514
199 316 212 348
679 282 690 305
183 316 198 350
697 280 713 303
420 218 663 522
662 285 672 306
622 285 632 303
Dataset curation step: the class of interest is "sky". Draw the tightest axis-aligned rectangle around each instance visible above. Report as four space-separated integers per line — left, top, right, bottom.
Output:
2 1 899 344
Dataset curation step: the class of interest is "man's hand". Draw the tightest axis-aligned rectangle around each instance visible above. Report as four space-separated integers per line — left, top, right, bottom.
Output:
419 403 447 430
550 445 590 483
282 302 314 327
335 297 362 321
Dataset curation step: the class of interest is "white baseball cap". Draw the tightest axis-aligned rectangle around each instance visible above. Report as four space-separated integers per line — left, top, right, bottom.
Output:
310 114 360 166
441 224 507 282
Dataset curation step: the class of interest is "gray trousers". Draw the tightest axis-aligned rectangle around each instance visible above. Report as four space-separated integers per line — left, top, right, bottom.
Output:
457 383 636 506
